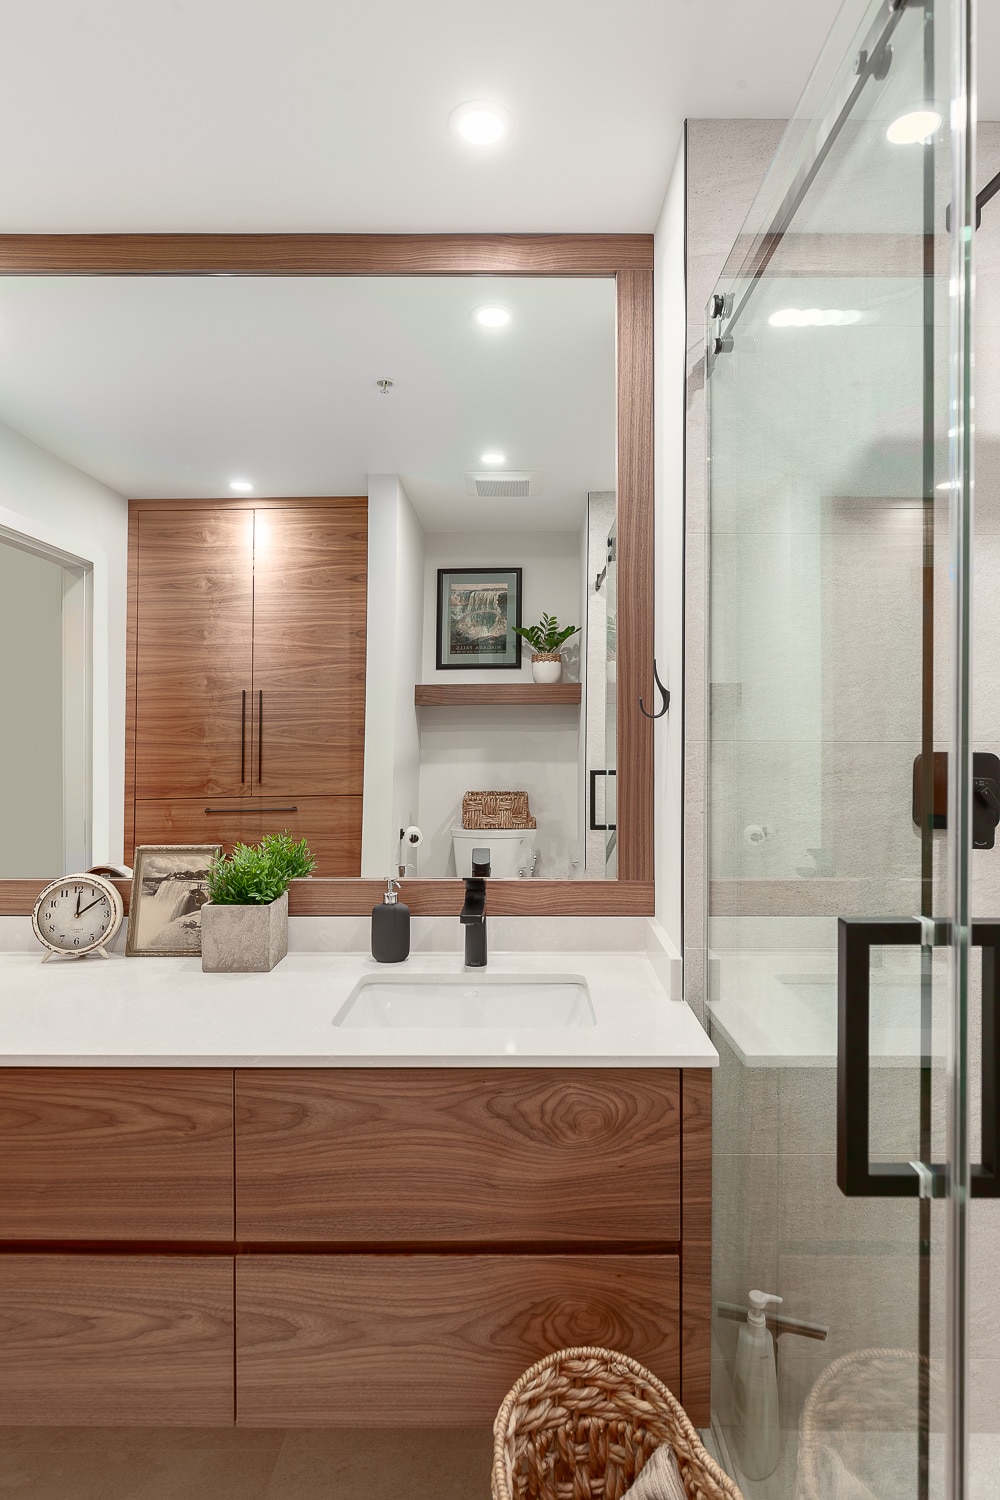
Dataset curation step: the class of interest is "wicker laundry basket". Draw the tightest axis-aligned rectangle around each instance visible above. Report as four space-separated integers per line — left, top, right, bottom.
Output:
492 1346 744 1500
796 1348 941 1500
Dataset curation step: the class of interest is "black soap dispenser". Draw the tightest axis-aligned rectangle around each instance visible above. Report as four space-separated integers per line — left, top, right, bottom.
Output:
371 877 410 963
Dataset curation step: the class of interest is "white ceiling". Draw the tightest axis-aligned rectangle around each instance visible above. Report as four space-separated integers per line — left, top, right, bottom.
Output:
0 276 616 531
1 2 995 236
0 0 853 234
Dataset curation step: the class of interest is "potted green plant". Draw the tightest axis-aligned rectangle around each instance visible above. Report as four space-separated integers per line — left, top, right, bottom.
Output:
201 831 315 973
513 613 581 684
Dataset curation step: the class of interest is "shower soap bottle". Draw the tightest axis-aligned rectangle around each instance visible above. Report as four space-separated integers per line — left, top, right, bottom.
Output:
371 877 410 963
732 1289 782 1481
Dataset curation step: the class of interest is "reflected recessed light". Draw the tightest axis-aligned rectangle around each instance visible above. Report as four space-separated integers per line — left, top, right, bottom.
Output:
449 100 511 146
229 479 254 493
473 304 512 329
887 110 942 145
480 452 506 464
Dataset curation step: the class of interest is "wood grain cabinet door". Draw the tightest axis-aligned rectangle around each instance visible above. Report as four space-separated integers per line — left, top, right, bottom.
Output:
235 1069 680 1244
258 795 363 877
250 503 367 800
133 797 263 861
0 1256 234 1425
134 507 254 800
236 1253 680 1426
0 1069 234 1241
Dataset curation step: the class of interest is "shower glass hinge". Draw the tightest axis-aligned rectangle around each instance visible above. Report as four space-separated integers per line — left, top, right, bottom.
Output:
909 1160 946 1199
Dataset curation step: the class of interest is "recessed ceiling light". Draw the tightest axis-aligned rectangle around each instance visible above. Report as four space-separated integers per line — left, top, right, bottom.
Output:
473 305 512 329
449 100 511 146
886 110 942 145
229 479 254 493
480 452 506 464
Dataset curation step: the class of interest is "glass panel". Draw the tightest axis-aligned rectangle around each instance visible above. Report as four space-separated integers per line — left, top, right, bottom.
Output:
605 518 618 877
705 0 972 1496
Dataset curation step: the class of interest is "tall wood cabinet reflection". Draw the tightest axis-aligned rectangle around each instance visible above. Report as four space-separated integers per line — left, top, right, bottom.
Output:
126 498 368 875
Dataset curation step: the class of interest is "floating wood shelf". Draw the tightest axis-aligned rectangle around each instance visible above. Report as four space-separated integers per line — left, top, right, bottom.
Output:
414 683 582 707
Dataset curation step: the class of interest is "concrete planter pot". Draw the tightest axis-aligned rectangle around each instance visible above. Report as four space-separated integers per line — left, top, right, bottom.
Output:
201 889 288 972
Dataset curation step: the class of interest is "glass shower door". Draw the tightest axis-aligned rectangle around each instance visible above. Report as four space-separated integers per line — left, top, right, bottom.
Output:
705 0 976 1495
605 519 618 877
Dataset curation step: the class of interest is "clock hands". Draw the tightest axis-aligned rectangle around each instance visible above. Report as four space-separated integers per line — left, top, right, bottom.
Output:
77 896 109 917
75 890 82 917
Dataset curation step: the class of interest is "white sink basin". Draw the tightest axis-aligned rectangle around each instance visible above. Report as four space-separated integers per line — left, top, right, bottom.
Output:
333 973 596 1029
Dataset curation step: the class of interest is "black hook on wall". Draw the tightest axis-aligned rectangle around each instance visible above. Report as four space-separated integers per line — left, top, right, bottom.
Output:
639 660 670 720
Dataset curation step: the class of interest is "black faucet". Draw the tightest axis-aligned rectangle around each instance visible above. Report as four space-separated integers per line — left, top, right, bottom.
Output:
461 876 488 968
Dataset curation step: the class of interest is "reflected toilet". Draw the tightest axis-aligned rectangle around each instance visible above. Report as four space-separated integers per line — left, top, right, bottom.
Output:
451 826 536 878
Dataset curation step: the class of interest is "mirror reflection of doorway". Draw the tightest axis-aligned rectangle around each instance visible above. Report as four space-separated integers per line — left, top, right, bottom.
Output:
0 531 90 877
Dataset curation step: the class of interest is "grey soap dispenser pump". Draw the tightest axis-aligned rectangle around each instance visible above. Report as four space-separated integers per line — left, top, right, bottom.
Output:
371 877 410 963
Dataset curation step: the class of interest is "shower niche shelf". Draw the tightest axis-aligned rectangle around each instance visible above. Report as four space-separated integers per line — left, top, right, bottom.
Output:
414 684 582 706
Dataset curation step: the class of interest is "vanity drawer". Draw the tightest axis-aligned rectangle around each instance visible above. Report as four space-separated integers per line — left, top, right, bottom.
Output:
132 795 362 876
0 1255 234 1425
0 1069 234 1240
260 795 363 877
133 797 260 857
235 1252 680 1425
235 1068 680 1243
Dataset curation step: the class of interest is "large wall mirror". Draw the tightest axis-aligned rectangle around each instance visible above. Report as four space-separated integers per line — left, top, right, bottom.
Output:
0 237 652 915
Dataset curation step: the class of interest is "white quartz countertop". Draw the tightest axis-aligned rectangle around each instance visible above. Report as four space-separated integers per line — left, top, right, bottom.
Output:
0 950 717 1068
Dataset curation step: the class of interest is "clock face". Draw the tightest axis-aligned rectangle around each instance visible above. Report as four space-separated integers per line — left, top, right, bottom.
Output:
32 875 125 957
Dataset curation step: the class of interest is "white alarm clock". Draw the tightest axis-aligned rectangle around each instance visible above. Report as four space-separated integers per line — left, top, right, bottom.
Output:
31 873 125 961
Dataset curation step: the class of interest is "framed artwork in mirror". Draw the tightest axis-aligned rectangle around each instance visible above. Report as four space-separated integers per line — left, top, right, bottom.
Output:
435 567 522 670
125 845 219 957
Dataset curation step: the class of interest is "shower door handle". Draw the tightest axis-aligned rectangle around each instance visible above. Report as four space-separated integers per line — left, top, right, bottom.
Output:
589 769 616 832
837 917 1000 1198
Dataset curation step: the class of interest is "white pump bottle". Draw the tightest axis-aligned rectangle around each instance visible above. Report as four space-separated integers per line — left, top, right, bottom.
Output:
732 1289 782 1480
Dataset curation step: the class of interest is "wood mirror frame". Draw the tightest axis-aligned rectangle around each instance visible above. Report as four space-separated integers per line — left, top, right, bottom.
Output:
0 234 653 917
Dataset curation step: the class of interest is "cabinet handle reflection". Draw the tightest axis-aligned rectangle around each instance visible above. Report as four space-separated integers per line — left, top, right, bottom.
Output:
204 806 298 815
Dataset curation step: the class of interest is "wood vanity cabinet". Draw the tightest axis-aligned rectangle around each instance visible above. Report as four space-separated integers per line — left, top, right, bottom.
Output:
127 497 368 874
0 1066 711 1428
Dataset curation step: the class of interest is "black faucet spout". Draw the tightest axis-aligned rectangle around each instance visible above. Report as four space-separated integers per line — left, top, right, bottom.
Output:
461 876 488 968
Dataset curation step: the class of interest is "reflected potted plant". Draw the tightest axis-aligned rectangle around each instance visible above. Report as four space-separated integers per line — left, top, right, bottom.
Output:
201 831 315 973
514 613 581 684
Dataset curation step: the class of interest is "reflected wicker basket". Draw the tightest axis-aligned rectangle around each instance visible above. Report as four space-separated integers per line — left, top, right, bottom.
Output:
796 1348 941 1500
492 1346 744 1500
463 790 536 830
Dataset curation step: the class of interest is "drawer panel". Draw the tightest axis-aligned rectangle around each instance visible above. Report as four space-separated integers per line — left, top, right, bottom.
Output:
236 1253 680 1426
264 796 362 877
0 1255 234 1425
133 798 259 859
133 796 361 876
0 1069 234 1240
235 1068 679 1243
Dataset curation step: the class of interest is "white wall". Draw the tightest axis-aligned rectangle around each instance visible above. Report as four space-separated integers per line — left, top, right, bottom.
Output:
652 130 688 960
360 475 425 878
0 418 128 866
416 527 584 877
421 530 583 683
0 541 64 875
416 705 581 878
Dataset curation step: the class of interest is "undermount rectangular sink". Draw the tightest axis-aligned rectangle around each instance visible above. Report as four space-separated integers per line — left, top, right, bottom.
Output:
333 974 596 1029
